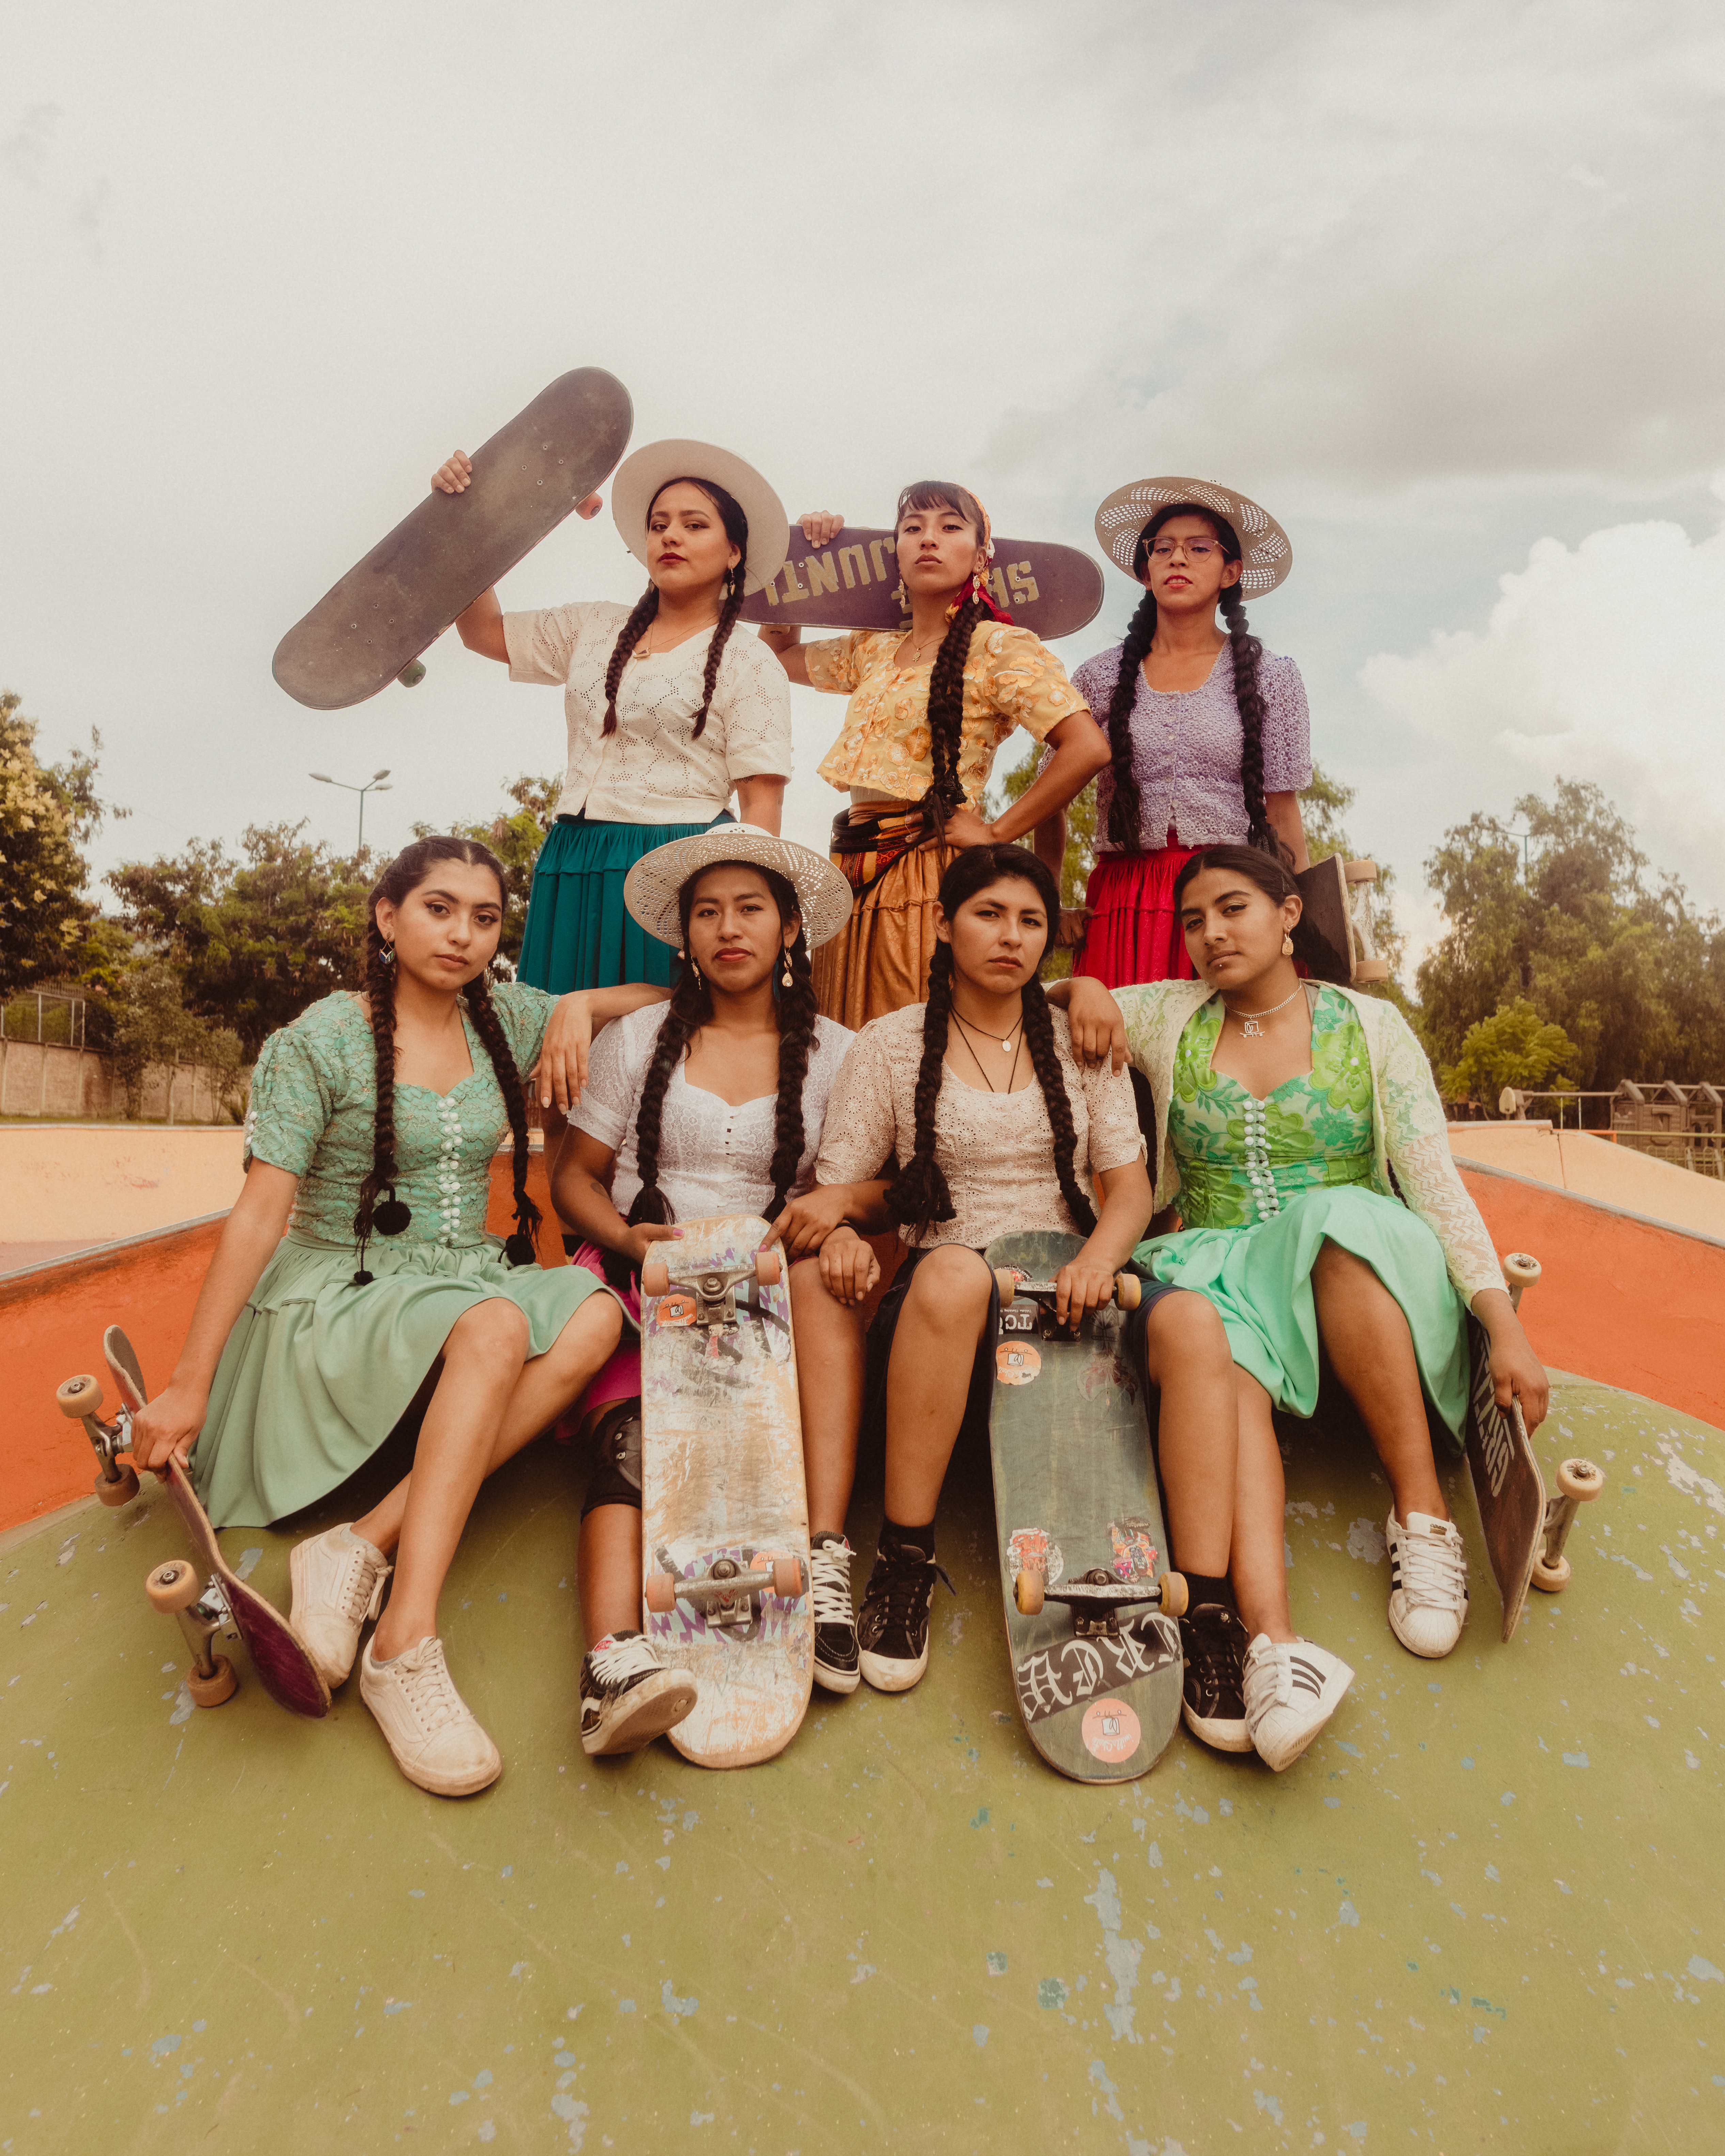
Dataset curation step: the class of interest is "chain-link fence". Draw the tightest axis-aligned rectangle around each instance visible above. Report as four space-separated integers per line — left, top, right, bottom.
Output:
0 992 86 1049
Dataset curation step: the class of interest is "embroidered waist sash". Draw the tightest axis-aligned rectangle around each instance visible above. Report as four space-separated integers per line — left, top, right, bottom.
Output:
827 801 937 898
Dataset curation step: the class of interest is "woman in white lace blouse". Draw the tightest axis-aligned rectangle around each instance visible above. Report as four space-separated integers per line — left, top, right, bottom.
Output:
811 845 1163 1701
1048 476 1314 989
551 827 871 1755
432 438 795 999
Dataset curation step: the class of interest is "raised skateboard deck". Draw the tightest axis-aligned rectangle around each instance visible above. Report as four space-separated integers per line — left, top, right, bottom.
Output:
739 524 1103 642
57 1328 330 1716
1462 1313 1547 1642
638 1216 812 1769
985 1230 1183 1783
1296 855 1392 987
273 366 633 709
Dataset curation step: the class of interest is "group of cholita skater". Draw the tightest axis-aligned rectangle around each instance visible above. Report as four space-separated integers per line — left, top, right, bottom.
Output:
129 435 1549 1798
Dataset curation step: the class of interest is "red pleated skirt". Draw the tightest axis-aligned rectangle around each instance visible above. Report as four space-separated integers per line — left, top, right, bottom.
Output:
1072 837 1201 989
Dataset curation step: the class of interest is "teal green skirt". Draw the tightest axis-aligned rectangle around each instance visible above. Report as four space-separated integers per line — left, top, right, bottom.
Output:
1136 1185 1470 1448
190 1231 619 1528
516 810 734 993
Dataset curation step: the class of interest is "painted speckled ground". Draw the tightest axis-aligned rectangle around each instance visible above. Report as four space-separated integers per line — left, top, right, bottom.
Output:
1 1371 1721 2154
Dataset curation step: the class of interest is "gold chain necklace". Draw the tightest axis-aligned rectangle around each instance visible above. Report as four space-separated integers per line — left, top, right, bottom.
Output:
1229 983 1304 1038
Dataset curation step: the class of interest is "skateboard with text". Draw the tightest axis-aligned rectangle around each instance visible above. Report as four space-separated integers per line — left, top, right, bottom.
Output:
739 524 1104 642
55 1327 330 1716
273 366 633 709
985 1230 1186 1784
1296 856 1391 987
638 1216 812 1769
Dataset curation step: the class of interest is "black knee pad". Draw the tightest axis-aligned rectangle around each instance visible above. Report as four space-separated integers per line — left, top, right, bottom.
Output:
579 1397 642 1519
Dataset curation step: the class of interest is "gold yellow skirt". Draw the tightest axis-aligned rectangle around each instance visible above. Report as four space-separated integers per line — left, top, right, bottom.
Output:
812 839 957 1030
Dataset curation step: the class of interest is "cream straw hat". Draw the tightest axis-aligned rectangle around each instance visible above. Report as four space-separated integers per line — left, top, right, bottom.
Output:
622 825 854 951
610 440 790 597
1094 476 1292 597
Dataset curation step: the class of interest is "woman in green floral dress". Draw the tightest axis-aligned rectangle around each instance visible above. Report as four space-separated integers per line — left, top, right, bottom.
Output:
1056 845 1549 1773
128 837 662 1798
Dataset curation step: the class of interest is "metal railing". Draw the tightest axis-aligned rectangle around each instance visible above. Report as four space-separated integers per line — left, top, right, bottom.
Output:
0 991 86 1048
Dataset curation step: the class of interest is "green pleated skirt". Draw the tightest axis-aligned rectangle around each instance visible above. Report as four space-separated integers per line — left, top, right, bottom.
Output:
190 1231 620 1528
516 810 735 993
1136 1184 1471 1448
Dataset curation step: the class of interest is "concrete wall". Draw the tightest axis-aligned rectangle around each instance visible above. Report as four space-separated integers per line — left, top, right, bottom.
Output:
1448 1119 1725 1241
0 1036 242 1123
0 1124 248 1243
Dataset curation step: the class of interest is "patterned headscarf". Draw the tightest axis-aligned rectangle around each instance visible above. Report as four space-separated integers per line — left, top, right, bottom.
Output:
945 493 1014 626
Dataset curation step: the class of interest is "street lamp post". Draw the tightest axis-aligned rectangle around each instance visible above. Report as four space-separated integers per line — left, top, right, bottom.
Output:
310 768 394 854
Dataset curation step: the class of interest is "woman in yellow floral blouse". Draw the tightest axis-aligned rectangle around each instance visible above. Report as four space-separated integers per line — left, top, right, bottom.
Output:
763 483 1109 1028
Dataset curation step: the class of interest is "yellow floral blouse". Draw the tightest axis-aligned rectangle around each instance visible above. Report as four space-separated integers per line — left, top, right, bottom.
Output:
806 625 1088 809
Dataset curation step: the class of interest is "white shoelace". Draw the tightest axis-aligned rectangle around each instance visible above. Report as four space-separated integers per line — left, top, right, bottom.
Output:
329 1539 391 1627
808 1541 854 1626
1244 1640 1328 1718
588 1634 663 1690
387 1638 469 1737
1394 1522 1467 1609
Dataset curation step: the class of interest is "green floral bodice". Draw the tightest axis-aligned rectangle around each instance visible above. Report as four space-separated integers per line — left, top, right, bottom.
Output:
1168 987 1375 1230
243 986 557 1250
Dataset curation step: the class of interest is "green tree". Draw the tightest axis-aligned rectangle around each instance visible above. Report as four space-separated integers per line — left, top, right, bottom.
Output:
109 823 374 1057
415 772 559 971
0 692 126 996
109 961 247 1120
1439 997 1583 1108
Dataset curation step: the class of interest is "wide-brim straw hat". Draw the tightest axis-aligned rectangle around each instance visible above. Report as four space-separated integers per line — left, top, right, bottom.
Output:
623 825 854 951
610 439 790 597
1094 476 1292 597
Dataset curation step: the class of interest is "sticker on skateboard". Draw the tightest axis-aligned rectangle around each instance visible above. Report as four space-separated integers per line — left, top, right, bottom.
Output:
638 1219 812 1769
739 524 1104 642
55 1328 330 1717
273 366 633 709
986 1232 1184 1783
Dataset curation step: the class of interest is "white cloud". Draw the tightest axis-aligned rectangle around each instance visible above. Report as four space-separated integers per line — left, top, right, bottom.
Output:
1360 486 1725 901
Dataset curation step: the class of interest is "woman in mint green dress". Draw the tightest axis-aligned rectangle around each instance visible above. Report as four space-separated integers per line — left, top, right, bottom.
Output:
1056 845 1549 1775
128 837 661 1800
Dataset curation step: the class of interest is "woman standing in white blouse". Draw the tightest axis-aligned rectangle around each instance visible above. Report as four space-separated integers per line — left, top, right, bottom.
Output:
433 439 796 996
1051 477 1314 989
551 827 870 1756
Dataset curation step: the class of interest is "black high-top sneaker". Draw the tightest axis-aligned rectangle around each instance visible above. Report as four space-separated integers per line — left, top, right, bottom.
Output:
1178 1602 1252 1753
578 1629 697 1757
856 1533 954 1694
809 1532 860 1695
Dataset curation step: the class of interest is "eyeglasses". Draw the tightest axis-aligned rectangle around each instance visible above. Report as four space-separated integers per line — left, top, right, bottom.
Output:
1147 537 1224 562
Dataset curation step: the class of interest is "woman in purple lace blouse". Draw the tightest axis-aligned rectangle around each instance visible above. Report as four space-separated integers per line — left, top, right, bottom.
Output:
1054 478 1312 987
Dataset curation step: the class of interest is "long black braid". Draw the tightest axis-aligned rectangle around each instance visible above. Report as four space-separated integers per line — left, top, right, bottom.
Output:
896 480 989 832
353 835 540 1283
1102 504 1280 860
884 845 1097 1241
604 863 818 1290
603 477 750 740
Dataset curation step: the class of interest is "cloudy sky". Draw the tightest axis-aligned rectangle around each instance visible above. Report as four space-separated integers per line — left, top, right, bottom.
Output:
5 0 1722 971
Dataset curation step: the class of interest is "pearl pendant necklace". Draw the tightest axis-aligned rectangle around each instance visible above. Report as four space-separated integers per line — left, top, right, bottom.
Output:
952 1011 1020 1055
1231 983 1304 1037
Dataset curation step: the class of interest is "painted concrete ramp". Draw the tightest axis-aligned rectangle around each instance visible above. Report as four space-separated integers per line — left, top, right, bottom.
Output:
1 1372 1720 2152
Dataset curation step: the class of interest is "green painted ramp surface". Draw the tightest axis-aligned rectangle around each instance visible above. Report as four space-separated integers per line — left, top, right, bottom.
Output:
2 1374 1722 2152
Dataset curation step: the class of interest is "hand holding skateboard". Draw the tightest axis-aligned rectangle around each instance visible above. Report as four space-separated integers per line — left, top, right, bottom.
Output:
432 448 604 522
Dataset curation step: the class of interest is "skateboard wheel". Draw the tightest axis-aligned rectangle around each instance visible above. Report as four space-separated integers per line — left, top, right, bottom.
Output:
1557 1456 1603 1501
187 1654 238 1708
1352 959 1392 982
1530 1553 1572 1593
755 1250 782 1288
1113 1271 1141 1312
1158 1571 1189 1618
1343 859 1380 884
1013 1570 1045 1617
146 1560 204 1615
397 659 427 688
644 1569 677 1615
1502 1251 1541 1294
56 1374 103 1419
770 1556 803 1599
641 1258 670 1299
993 1267 1020 1306
94 1466 139 1508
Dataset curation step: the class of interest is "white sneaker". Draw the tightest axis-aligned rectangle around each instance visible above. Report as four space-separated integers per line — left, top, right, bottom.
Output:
578 1631 697 1757
359 1636 502 1796
1385 1511 1469 1659
1243 1635 1355 1772
290 1524 391 1688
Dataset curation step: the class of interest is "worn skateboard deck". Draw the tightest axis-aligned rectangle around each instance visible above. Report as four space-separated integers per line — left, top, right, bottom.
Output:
739 524 1103 642
1296 855 1392 987
273 366 633 709
639 1216 812 1769
80 1328 330 1716
985 1230 1182 1783
1462 1313 1546 1642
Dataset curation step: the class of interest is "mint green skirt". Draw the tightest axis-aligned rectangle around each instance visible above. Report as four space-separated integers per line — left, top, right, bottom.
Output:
190 1231 618 1528
1137 1185 1470 1448
516 810 733 993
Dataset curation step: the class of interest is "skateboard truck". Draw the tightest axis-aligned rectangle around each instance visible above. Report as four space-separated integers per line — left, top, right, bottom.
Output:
995 1267 1141 1342
56 1372 140 1509
144 1560 239 1707
1013 1565 1188 1631
641 1249 783 1342
645 1552 808 1627
1531 1456 1606 1592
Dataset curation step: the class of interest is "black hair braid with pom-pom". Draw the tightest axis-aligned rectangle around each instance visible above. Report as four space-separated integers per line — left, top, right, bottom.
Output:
883 940 959 1240
601 585 662 737
689 563 748 742
923 590 985 829
1101 588 1159 849
1017 977 1099 1236
1218 584 1279 859
464 970 543 1264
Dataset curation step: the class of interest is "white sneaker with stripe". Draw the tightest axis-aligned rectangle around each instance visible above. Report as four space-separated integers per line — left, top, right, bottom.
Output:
1385 1510 1468 1658
1242 1634 1355 1772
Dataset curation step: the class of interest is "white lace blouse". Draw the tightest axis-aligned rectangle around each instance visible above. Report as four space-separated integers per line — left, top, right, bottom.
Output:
504 603 794 823
814 1004 1146 1250
571 1005 855 1222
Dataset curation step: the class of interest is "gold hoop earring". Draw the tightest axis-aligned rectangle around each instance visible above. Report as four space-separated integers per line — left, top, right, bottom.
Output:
1281 933 1294 957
